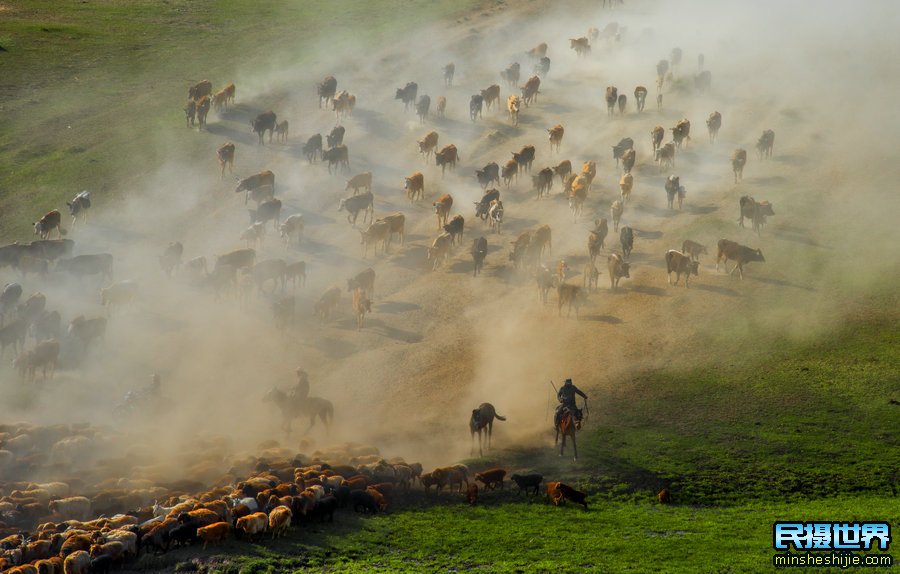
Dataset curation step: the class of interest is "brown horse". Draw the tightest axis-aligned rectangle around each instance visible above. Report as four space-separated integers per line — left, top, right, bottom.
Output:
263 387 333 436
555 409 582 461
470 403 506 457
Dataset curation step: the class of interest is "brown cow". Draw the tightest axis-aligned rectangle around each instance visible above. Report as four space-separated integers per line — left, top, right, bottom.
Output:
475 469 506 490
508 231 531 270
527 42 548 59
235 170 275 205
583 262 600 292
716 239 765 279
405 172 425 202
619 172 634 203
731 149 747 183
557 284 586 318
532 167 554 199
569 37 591 57
671 118 691 148
607 252 630 289
436 96 446 118
418 131 439 160
532 225 552 259
196 95 211 129
274 120 289 142
443 215 465 246
13 338 59 382
656 142 675 171
435 144 458 176
481 84 501 111
665 250 700 287
569 176 588 222
650 125 665 152
501 160 518 187
707 111 722 143
189 80 212 100
634 85 648 112
547 482 588 509
33 211 63 240
553 160 571 185
433 194 453 229
314 287 341 320
520 75 540 107
216 142 235 179
347 268 375 297
547 125 564 154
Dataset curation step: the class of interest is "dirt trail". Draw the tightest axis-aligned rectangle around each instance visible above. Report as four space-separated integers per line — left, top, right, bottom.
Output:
1 0 896 474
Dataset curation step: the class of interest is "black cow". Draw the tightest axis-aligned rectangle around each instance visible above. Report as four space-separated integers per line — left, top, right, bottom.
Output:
249 198 282 231
326 125 345 148
469 94 484 121
416 95 431 122
251 111 277 144
395 82 418 111
620 226 634 259
476 162 500 188
304 134 323 163
323 145 350 174
474 189 501 221
471 237 488 277
512 145 536 172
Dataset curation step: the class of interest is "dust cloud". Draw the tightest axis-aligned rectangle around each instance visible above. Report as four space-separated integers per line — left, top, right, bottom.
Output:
1 0 898 490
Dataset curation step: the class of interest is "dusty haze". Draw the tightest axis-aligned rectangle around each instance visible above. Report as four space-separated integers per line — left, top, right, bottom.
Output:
1 0 898 486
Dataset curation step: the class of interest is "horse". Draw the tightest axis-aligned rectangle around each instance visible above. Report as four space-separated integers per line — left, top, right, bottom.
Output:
470 403 506 457
263 387 333 436
555 408 582 461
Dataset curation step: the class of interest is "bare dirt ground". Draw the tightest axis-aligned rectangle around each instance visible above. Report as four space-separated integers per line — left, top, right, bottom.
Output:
1 0 897 478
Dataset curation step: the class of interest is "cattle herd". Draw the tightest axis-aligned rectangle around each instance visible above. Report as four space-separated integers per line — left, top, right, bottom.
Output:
0 1 798 569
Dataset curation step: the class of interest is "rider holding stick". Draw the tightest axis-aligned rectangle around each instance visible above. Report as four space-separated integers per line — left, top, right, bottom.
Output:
554 378 587 429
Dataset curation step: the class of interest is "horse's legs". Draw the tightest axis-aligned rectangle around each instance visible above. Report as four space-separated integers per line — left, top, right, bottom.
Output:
470 431 475 456
555 426 560 446
572 432 578 462
560 432 566 457
487 421 493 451
305 415 316 434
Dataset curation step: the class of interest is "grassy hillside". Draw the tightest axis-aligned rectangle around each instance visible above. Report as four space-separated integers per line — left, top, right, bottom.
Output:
0 0 481 238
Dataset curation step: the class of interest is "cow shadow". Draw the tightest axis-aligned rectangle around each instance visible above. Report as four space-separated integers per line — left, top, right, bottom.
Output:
748 276 816 291
389 246 429 271
634 228 663 240
307 334 358 359
204 123 257 145
749 175 789 186
692 283 741 297
353 109 403 141
579 314 624 324
773 154 810 167
629 285 669 297
687 204 718 215
362 318 423 343
375 301 420 314
771 229 825 248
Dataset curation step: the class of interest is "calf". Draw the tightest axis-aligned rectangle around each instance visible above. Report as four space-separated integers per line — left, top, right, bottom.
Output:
471 237 487 277
339 191 374 226
681 239 707 261
433 194 453 229
510 473 542 496
184 99 196 127
665 250 699 287
607 253 630 289
548 124 564 153
274 120 289 143
716 239 765 279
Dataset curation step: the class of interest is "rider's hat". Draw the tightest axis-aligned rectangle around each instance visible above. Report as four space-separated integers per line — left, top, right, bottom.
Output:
564 378 573 384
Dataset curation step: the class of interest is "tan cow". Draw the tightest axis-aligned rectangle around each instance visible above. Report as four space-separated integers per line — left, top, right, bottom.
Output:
607 253 630 289
427 233 452 270
619 172 634 203
610 199 624 232
583 263 600 292
376 212 405 247
351 288 372 330
346 172 373 195
507 95 520 126
436 96 446 118
359 220 391 257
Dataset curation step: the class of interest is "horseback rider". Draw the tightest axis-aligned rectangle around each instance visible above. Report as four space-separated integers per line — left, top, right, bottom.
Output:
554 378 587 428
287 368 310 401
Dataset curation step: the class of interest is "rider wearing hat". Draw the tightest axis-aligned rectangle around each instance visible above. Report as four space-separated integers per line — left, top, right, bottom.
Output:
288 368 310 401
554 378 587 428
